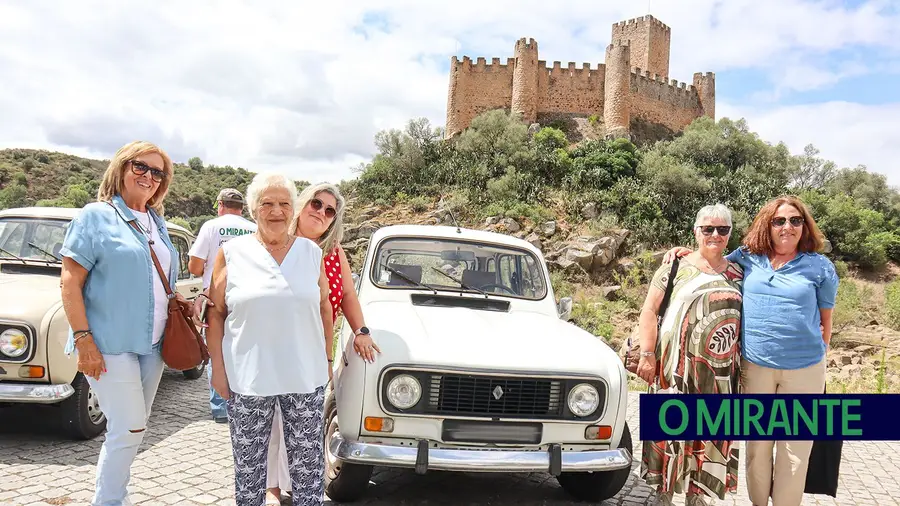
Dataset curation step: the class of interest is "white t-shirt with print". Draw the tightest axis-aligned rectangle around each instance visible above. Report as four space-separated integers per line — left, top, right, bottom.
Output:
133 210 171 345
188 214 257 289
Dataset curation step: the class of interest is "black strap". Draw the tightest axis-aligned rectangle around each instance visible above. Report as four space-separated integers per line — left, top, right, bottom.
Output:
656 257 680 328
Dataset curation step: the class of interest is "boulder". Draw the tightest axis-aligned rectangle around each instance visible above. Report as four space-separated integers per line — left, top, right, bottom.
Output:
485 216 500 226
542 220 557 237
344 222 380 242
602 285 621 301
525 232 542 250
556 231 629 276
582 203 598 220
501 218 521 233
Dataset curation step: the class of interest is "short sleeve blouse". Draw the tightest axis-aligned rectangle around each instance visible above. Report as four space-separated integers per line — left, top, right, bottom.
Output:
324 248 343 321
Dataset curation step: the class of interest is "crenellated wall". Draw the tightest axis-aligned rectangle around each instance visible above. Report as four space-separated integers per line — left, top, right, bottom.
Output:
537 61 605 117
629 68 704 132
445 15 714 140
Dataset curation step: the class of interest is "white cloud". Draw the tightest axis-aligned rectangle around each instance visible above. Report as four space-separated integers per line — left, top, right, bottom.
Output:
0 0 898 187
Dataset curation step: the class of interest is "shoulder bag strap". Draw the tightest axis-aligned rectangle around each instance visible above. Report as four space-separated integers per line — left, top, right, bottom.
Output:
105 201 174 298
656 257 680 327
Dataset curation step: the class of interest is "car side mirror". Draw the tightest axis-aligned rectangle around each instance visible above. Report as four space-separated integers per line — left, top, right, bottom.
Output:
352 272 360 290
558 297 573 321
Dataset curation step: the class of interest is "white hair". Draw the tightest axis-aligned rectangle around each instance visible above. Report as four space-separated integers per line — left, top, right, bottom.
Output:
245 171 300 221
693 203 733 228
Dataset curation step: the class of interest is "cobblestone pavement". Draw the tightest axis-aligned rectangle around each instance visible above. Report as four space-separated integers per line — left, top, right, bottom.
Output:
1 369 897 506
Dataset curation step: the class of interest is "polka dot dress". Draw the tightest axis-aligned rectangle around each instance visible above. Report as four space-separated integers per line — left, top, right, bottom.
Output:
324 248 343 321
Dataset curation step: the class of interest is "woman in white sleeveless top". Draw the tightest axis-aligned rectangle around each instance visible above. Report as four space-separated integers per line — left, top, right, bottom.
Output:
206 172 334 506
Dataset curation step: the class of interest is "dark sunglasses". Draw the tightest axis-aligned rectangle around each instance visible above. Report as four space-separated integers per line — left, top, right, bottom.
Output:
310 198 336 218
772 216 804 228
698 225 731 236
130 160 166 182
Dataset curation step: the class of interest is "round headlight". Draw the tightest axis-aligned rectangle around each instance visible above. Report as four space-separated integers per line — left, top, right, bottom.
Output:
567 383 600 417
386 374 422 409
0 328 28 358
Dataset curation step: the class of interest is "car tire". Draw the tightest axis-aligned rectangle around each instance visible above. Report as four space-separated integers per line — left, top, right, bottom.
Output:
182 363 205 380
323 391 373 502
60 373 107 440
556 421 634 502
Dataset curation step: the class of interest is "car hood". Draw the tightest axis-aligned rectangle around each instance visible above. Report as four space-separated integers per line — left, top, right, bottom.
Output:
364 299 622 377
0 270 63 325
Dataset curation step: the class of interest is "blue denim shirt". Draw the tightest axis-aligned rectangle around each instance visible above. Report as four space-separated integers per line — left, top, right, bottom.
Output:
60 194 179 356
726 247 839 370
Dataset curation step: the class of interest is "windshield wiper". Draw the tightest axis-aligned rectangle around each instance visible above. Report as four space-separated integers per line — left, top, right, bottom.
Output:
381 263 437 294
27 242 61 262
430 267 490 298
0 246 28 264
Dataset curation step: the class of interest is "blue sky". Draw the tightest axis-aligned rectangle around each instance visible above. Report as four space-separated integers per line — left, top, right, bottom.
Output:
0 0 898 186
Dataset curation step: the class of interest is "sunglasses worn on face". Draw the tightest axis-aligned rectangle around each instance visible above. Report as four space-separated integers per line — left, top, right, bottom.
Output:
698 225 731 236
772 216 804 228
130 160 166 182
310 198 336 218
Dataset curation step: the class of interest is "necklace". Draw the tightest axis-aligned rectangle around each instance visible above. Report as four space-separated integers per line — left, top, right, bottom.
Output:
256 234 291 253
135 213 155 245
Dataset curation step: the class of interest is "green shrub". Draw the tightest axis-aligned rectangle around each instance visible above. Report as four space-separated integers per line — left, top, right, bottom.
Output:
885 279 900 331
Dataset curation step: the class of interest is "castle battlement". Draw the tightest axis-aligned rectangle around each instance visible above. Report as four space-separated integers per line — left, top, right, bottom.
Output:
612 14 670 32
633 68 694 94
445 15 714 140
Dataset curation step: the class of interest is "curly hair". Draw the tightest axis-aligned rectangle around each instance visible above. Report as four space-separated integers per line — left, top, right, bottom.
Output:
742 195 825 255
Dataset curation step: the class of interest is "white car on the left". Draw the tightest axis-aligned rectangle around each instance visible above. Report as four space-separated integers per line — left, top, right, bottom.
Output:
0 206 205 439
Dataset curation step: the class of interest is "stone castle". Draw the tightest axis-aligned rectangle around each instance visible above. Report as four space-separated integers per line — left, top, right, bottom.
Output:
445 15 715 139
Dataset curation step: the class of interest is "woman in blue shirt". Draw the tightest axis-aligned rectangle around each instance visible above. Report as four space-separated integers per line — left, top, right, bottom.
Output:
665 195 839 506
59 140 196 506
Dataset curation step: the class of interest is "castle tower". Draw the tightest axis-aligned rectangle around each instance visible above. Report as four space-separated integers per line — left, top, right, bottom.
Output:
603 41 631 138
511 38 539 124
692 72 716 119
611 15 671 79
446 56 465 137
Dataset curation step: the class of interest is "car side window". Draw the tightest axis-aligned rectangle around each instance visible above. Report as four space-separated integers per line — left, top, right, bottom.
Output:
170 234 191 280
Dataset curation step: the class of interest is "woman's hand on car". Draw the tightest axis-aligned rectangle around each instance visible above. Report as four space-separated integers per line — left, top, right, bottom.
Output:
354 333 381 363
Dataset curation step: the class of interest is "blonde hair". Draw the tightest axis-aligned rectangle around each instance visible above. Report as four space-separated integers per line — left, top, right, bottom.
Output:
97 141 174 214
295 182 345 256
245 171 300 222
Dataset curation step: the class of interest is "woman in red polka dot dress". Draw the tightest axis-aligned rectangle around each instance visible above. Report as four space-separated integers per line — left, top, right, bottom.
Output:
265 182 380 505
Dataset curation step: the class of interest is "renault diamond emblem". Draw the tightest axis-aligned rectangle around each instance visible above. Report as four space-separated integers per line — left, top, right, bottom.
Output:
492 385 504 400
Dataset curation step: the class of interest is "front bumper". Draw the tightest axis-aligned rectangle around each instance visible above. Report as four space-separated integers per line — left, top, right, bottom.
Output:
329 434 632 475
0 382 74 404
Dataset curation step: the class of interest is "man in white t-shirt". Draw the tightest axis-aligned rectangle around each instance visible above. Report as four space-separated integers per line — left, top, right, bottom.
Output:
188 188 257 422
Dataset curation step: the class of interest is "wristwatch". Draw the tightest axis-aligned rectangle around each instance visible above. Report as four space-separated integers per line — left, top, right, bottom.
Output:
354 326 370 336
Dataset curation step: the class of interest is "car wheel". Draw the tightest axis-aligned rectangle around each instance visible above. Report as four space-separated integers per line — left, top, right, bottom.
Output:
182 362 206 380
323 391 373 502
557 421 634 502
60 373 107 440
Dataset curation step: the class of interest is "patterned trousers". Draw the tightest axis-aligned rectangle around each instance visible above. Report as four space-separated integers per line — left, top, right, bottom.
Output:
225 386 326 506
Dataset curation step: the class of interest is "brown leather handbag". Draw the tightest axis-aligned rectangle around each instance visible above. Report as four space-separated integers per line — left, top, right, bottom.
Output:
117 209 209 370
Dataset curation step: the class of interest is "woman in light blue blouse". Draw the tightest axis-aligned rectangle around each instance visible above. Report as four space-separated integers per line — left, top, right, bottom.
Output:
60 140 197 506
665 195 838 506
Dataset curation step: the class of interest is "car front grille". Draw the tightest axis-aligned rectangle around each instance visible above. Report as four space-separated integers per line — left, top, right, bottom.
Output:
425 373 563 418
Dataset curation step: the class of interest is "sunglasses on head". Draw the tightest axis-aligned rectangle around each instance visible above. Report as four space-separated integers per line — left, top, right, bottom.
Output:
772 216 804 227
130 160 166 182
310 198 336 218
698 225 731 236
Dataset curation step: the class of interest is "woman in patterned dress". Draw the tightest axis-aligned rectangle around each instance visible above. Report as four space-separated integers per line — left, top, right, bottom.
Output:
636 204 743 506
265 182 380 505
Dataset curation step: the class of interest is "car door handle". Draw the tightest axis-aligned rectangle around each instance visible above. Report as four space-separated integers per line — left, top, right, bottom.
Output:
191 287 199 292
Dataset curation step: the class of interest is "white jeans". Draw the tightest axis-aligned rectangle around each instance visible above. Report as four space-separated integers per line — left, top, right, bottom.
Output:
84 348 165 506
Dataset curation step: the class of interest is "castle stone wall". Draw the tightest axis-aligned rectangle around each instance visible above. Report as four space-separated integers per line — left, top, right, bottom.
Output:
611 15 671 79
537 62 605 116
629 70 703 132
446 57 515 136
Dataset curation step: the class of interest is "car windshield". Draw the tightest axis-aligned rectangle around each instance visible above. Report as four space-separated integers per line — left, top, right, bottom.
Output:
0 217 70 262
371 236 547 300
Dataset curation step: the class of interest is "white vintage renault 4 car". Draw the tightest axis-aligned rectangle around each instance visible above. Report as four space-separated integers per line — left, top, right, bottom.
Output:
327 224 633 502
0 206 205 440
